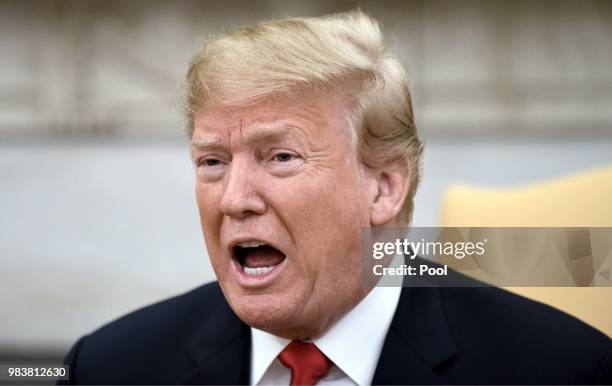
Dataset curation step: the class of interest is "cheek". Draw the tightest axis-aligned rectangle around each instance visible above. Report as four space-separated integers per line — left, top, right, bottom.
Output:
298 167 369 227
273 165 369 268
195 182 221 224
195 182 224 257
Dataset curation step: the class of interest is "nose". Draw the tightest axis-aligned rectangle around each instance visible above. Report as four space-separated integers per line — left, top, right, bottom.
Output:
219 158 266 219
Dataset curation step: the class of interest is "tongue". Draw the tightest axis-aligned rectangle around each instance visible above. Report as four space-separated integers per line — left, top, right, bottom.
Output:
244 245 285 268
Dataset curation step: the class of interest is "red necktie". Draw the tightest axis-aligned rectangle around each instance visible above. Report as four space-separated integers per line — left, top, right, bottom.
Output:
278 341 333 386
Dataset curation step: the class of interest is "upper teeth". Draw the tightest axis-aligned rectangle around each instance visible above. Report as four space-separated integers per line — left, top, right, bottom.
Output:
238 241 266 248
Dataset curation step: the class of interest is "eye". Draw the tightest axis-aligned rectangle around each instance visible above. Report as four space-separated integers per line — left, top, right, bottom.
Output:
196 156 227 182
264 150 303 177
198 157 223 167
204 158 221 166
273 153 295 162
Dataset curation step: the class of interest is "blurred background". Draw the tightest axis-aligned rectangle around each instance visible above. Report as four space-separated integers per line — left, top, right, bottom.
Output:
1 0 611 365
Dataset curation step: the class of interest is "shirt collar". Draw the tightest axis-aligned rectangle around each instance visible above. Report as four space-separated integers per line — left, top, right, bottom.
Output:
251 327 289 385
250 284 401 385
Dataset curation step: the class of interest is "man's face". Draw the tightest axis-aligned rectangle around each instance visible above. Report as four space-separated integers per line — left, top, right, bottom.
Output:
192 90 373 338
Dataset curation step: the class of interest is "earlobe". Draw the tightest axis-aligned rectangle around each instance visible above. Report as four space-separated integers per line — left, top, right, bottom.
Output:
369 160 411 226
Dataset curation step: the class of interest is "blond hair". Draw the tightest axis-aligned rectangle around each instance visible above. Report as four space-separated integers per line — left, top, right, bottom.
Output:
185 10 423 224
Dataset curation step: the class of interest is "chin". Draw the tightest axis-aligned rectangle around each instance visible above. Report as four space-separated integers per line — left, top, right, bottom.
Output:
226 290 302 332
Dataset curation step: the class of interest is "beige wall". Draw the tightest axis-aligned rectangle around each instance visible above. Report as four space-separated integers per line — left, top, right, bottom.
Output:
1 0 611 140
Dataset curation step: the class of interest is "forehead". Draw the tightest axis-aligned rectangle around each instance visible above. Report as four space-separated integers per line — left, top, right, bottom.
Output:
192 90 351 141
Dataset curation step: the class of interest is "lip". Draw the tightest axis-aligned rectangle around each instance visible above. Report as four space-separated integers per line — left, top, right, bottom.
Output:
226 237 285 257
226 236 288 289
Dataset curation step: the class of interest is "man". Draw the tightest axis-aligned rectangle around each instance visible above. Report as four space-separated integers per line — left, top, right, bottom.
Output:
62 11 611 385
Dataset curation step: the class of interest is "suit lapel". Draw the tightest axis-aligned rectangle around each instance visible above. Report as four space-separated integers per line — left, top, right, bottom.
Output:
178 289 251 385
177 259 459 385
372 286 458 385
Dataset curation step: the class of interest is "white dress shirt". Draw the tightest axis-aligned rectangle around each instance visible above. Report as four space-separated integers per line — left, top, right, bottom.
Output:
250 285 402 386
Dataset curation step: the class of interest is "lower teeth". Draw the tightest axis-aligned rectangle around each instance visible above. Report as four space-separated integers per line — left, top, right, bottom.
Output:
243 266 274 275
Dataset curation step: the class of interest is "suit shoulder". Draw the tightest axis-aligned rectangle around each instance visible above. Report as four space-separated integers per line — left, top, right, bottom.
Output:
425 262 610 348
446 285 607 337
87 281 224 343
439 285 611 381
65 282 226 384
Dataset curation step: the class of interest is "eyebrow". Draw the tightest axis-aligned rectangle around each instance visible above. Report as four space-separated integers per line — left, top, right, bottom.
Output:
191 137 226 151
191 125 311 151
242 126 296 144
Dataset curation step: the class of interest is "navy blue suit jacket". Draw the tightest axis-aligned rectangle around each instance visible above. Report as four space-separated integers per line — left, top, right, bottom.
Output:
61 274 612 384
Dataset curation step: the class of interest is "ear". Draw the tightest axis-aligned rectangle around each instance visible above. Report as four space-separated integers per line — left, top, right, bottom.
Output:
369 159 411 226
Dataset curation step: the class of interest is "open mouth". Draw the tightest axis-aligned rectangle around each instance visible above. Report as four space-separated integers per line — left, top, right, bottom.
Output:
232 241 287 277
